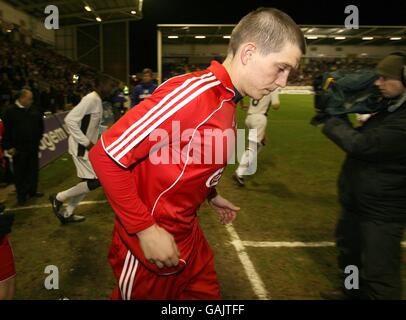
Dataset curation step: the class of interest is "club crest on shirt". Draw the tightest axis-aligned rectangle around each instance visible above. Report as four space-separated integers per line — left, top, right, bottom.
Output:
206 167 225 188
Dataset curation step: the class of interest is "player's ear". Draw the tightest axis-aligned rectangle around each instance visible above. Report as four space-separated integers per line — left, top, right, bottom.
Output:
240 43 256 66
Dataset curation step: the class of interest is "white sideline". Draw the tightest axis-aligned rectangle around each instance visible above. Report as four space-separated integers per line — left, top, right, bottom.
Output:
5 200 108 212
241 241 335 248
225 224 270 300
241 240 406 248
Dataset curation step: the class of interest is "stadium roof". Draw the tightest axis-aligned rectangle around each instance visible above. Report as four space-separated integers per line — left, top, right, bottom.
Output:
158 24 406 46
4 0 143 26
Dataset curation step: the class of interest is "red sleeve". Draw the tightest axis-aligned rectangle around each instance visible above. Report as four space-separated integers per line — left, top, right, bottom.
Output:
89 140 155 234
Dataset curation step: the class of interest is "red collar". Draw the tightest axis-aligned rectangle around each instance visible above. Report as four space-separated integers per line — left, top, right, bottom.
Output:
208 61 235 99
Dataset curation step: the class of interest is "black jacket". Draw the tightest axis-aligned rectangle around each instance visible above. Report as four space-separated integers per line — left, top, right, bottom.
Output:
323 98 406 222
2 104 44 152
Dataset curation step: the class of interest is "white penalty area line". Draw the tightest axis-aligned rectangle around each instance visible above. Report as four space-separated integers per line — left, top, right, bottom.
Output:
225 224 270 300
5 200 108 212
240 240 406 248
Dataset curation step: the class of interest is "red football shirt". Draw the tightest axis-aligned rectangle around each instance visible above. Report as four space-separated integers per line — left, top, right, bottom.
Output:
90 61 237 269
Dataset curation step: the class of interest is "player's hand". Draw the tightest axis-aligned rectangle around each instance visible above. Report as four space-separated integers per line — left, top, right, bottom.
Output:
208 194 240 225
137 224 180 268
6 148 16 157
271 103 280 111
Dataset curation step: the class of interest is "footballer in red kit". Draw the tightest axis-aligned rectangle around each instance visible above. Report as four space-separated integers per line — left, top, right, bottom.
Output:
89 8 304 300
90 61 239 299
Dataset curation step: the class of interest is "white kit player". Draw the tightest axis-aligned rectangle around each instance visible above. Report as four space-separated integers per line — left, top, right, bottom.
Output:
233 89 280 186
49 75 113 224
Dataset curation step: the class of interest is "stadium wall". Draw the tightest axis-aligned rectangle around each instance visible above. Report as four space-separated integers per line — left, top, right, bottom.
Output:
39 112 69 168
70 22 129 83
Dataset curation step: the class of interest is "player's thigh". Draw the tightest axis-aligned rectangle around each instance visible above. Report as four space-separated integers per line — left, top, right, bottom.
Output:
179 240 221 300
179 263 221 300
109 236 175 300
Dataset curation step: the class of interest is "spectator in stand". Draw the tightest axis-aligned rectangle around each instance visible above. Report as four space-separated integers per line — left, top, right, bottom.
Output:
111 81 126 121
130 68 157 108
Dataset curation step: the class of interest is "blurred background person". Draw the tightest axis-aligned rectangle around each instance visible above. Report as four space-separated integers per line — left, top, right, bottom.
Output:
49 75 114 224
2 89 44 205
111 81 126 122
233 90 280 186
319 53 406 300
130 68 157 108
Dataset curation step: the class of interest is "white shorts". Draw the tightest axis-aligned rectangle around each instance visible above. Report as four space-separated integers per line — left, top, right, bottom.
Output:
72 156 97 179
245 114 268 144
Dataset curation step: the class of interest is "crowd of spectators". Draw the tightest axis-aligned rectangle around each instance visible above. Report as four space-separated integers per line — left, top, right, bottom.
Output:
289 57 379 86
0 31 98 116
163 57 380 86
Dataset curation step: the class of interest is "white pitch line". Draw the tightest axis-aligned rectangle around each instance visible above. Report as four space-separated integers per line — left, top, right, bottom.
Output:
225 224 270 300
242 241 406 248
5 200 108 212
242 241 335 248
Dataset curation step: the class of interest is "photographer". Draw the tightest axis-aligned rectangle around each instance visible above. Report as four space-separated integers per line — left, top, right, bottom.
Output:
0 204 15 300
317 53 406 299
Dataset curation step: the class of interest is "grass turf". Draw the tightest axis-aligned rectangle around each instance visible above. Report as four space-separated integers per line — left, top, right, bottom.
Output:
4 94 405 299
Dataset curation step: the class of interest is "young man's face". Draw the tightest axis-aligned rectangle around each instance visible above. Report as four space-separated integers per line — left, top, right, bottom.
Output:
142 73 152 83
375 77 406 98
241 42 302 100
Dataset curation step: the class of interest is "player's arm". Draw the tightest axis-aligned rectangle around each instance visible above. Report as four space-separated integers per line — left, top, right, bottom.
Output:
90 137 179 268
322 115 406 161
64 96 93 149
208 192 240 225
89 79 194 268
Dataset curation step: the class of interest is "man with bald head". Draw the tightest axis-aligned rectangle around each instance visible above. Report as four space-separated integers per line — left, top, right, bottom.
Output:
3 89 44 205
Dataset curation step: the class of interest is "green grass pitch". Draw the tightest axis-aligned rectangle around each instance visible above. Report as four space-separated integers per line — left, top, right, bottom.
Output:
4 94 405 299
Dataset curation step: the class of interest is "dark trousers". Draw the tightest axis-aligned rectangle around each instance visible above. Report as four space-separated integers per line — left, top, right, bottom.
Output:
113 103 124 122
13 150 39 203
336 208 405 299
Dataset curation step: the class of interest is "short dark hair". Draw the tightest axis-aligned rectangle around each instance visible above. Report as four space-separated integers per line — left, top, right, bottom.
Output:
142 68 153 76
94 73 113 88
228 7 306 56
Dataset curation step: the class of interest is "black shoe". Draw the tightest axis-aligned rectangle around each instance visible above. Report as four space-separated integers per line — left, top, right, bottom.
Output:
49 194 64 223
63 214 86 224
30 192 44 198
232 172 245 186
17 198 27 206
